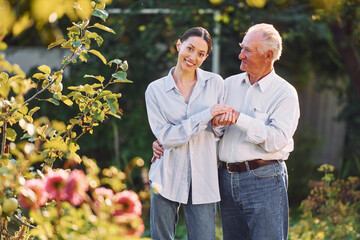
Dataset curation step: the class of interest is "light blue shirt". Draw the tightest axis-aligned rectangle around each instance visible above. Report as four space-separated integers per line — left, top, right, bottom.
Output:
214 70 300 162
145 67 224 204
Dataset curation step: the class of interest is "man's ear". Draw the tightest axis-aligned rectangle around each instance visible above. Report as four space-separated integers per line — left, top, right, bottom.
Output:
265 50 274 62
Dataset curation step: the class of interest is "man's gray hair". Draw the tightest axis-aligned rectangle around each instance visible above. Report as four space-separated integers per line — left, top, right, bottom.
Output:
247 23 282 61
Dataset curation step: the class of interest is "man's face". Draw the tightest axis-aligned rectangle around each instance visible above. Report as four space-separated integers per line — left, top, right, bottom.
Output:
238 30 267 75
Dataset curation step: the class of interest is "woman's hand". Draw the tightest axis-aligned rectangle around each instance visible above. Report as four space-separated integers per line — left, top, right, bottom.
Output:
151 140 164 163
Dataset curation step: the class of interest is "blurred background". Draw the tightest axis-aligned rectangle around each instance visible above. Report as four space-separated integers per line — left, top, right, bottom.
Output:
2 0 360 238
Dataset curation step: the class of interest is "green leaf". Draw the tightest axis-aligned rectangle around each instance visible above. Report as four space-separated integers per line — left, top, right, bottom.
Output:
120 61 128 71
6 128 17 141
46 98 60 106
84 75 105 83
67 25 80 34
98 90 112 98
105 96 119 114
92 23 115 34
112 71 127 81
48 39 66 50
72 39 82 48
108 59 122 67
38 65 51 75
94 108 105 122
92 9 109 21
79 51 90 62
89 50 107 64
0 167 11 175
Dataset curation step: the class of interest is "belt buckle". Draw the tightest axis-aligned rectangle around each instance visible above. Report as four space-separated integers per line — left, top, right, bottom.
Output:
226 162 236 174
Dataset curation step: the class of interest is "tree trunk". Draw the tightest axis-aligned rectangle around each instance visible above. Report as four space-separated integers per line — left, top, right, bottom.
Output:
330 24 360 98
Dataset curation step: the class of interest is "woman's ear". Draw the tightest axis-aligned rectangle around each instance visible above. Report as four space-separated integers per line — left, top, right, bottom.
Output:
176 39 181 51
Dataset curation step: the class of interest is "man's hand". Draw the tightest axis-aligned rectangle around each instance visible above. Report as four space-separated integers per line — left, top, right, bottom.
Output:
211 111 239 127
151 140 164 163
211 104 234 117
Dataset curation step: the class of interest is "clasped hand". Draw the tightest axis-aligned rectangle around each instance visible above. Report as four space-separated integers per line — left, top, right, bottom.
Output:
211 104 239 127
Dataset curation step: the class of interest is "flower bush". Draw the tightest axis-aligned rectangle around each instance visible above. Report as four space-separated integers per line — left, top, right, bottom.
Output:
289 164 360 240
0 0 149 239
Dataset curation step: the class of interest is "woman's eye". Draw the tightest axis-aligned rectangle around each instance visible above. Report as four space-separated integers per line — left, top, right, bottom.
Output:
187 47 192 51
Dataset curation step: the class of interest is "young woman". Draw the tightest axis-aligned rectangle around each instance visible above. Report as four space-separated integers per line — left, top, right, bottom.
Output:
145 27 233 240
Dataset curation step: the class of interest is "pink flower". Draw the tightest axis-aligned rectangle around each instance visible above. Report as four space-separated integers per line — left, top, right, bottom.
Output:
114 213 145 237
93 187 114 207
19 179 48 209
44 169 69 201
65 169 89 206
113 190 142 216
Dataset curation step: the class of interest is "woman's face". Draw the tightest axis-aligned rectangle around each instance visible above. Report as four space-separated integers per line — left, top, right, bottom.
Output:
176 36 209 72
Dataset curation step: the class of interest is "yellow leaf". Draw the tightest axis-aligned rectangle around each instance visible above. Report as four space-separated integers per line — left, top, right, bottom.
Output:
92 23 115 34
89 49 107 64
0 1 15 35
38 65 51 75
43 137 68 152
32 73 46 80
6 128 17 141
48 39 66 50
84 74 105 83
12 13 33 36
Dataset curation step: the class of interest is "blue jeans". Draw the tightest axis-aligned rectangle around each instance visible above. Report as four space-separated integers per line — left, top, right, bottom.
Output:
219 161 289 240
150 186 216 240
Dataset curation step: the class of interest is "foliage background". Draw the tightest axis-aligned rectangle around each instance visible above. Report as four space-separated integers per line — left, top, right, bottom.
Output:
5 0 358 202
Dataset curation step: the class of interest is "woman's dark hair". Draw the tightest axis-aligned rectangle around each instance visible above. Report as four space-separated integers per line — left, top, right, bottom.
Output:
180 27 212 55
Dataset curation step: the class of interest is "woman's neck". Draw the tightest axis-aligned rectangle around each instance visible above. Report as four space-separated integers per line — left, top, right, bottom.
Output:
172 67 197 104
172 67 196 84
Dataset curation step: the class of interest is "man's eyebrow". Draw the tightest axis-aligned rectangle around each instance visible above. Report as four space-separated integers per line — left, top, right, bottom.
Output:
239 43 251 51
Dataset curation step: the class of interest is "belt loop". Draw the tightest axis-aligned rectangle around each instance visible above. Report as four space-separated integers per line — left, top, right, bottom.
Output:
244 161 250 171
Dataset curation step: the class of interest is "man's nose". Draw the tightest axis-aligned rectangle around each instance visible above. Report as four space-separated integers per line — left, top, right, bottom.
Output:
239 49 245 60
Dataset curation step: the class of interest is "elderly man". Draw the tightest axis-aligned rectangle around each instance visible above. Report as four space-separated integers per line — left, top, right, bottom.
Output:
212 23 300 240
152 23 300 240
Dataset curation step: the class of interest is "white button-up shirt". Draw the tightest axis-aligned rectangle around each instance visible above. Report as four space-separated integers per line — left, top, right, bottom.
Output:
215 70 300 162
145 67 224 204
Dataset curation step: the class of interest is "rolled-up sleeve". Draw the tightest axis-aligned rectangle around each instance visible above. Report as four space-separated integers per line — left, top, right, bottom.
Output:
235 93 300 153
145 86 213 149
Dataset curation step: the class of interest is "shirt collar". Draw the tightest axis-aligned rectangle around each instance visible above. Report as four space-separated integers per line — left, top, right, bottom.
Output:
164 67 212 92
244 69 276 92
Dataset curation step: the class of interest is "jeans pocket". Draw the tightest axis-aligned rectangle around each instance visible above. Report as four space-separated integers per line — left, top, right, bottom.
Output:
250 164 277 178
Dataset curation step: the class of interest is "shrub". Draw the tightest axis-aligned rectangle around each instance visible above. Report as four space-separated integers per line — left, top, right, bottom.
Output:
289 164 360 240
0 1 148 239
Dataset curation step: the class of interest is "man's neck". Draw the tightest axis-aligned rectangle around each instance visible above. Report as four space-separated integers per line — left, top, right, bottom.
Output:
248 67 273 85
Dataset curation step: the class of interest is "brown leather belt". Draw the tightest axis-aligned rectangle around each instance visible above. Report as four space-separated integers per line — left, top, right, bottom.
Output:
220 159 279 173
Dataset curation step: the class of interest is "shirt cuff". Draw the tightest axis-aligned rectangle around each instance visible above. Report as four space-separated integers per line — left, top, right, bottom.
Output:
200 108 213 123
235 113 252 131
